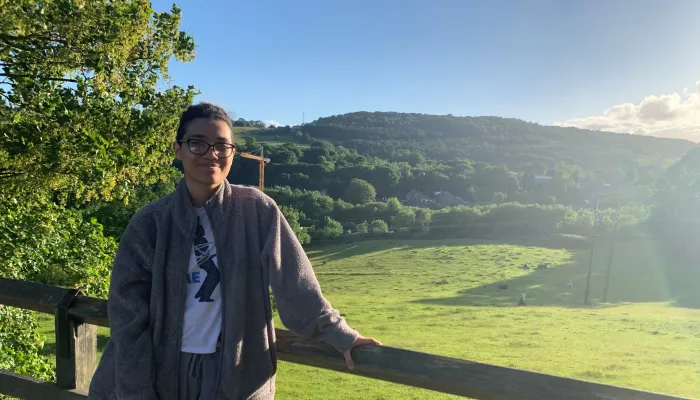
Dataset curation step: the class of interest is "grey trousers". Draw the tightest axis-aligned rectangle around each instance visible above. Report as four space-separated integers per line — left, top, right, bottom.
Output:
178 351 221 400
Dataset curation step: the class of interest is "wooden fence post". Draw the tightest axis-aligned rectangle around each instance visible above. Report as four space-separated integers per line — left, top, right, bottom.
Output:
55 289 96 393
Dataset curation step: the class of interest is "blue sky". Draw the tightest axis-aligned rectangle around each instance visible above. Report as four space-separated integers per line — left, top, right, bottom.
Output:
153 0 700 140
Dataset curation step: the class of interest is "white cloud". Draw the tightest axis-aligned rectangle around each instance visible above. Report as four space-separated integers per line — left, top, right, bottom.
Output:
554 80 700 142
262 120 282 128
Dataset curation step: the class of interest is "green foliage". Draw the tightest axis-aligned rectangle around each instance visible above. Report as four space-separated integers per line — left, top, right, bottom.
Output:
386 197 402 212
267 187 334 220
393 208 416 229
414 208 432 232
268 185 648 245
0 0 197 203
306 112 692 178
0 307 54 383
234 118 266 129
280 206 311 245
314 217 343 240
84 169 181 238
0 0 196 380
274 150 299 165
368 220 389 234
650 147 700 261
355 221 369 234
0 197 116 297
343 178 376 205
243 135 260 152
255 111 693 209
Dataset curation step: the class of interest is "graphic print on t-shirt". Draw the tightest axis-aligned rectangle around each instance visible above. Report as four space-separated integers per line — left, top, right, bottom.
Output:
182 209 222 353
191 217 220 302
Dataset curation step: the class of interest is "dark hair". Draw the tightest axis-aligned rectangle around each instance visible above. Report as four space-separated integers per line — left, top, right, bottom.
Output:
176 102 233 143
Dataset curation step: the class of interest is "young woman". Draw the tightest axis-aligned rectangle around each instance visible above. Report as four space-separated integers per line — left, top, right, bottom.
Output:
88 103 379 400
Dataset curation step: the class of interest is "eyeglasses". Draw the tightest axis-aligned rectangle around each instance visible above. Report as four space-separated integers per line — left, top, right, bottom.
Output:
180 139 236 158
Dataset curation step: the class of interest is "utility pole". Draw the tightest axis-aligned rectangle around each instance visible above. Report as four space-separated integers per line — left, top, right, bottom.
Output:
584 197 600 306
602 203 621 303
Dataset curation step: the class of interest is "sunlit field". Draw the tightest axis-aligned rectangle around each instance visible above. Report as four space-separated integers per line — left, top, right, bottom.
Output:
37 236 700 399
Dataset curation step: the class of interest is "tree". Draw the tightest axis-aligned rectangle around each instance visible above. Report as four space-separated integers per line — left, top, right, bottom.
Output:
0 0 196 380
356 221 369 234
274 149 298 165
387 197 402 213
0 307 54 382
415 208 432 232
369 220 389 234
318 217 343 239
243 135 259 152
393 208 416 229
343 178 376 205
0 1 196 203
300 191 333 219
280 206 310 244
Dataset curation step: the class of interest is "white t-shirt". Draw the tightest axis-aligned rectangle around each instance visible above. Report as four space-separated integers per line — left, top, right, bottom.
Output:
181 207 223 354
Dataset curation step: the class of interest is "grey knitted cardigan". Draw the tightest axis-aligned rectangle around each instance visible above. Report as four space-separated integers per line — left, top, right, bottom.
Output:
88 180 358 399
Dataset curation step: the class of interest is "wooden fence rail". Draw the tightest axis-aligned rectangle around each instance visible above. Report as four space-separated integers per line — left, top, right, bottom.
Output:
0 278 691 400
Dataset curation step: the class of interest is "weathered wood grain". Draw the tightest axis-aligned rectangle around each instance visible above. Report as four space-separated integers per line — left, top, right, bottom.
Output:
274 327 689 400
0 278 73 314
0 370 87 400
56 321 96 393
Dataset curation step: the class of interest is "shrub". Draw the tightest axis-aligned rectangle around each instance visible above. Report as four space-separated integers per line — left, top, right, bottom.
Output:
0 307 54 382
356 221 369 234
317 217 343 240
343 179 376 205
280 206 311 245
369 220 389 235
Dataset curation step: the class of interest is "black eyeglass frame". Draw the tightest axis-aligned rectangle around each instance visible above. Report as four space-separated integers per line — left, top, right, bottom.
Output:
178 138 236 158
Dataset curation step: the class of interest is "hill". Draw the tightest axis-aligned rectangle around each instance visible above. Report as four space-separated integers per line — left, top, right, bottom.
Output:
297 112 696 176
236 112 696 208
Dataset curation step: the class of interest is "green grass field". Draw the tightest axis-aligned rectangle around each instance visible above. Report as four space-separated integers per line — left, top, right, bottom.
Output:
36 236 700 399
240 129 312 149
231 126 260 135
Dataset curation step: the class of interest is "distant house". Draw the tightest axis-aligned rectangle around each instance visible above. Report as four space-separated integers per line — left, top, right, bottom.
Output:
433 191 467 207
533 175 553 183
405 189 437 207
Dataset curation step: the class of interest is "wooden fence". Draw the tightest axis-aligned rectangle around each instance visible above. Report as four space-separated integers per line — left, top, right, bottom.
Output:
0 277 691 400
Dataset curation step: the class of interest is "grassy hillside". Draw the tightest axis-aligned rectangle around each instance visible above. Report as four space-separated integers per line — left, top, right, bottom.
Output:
231 126 260 135
248 130 311 148
35 236 699 399
272 237 699 399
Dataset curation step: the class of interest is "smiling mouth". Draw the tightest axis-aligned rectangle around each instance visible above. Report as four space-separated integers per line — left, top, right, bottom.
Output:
197 164 220 170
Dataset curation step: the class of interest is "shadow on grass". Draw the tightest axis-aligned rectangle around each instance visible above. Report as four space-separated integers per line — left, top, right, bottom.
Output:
307 236 699 309
410 239 700 309
307 236 562 264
